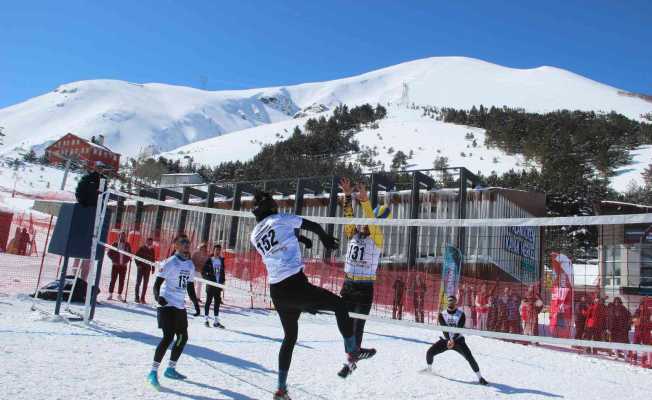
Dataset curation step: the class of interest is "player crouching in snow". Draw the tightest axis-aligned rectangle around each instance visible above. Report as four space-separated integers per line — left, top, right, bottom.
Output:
426 295 488 385
338 177 387 377
148 234 201 389
202 243 226 329
250 191 377 400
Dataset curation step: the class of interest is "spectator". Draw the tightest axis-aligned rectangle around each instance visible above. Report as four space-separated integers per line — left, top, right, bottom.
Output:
107 232 132 302
475 280 498 330
631 298 652 366
475 284 490 330
521 287 543 336
469 285 477 329
191 243 209 303
6 227 21 254
507 292 522 334
584 295 609 354
457 283 474 328
497 288 510 332
412 275 427 323
574 295 589 339
134 238 156 304
392 277 405 320
609 297 631 358
487 295 499 331
202 244 226 328
20 228 30 256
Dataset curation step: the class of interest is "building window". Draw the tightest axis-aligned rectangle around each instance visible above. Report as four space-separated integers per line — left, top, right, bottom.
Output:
604 245 623 288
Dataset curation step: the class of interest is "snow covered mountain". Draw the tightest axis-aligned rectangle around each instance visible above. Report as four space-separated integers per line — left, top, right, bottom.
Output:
1 56 650 190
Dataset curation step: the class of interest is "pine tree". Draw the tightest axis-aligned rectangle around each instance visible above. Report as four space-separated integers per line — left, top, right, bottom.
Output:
22 149 37 163
643 163 652 189
390 151 408 171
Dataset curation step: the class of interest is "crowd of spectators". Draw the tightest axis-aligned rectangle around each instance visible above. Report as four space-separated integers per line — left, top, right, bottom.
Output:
6 227 31 255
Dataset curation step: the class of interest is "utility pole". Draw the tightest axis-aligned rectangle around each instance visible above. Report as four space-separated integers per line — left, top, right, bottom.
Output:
60 158 72 190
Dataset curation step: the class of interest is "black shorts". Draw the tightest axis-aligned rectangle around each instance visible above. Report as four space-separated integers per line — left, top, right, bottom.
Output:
157 306 188 333
340 281 374 305
270 270 339 314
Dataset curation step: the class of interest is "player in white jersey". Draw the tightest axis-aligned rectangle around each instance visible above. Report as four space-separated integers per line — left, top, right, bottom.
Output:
425 295 488 385
147 234 201 390
250 191 376 400
337 178 388 377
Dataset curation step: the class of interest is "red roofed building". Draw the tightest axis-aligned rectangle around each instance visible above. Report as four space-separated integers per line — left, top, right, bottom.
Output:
45 133 120 172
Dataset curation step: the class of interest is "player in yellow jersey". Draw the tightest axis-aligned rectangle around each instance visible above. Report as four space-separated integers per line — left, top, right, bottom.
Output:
337 177 390 377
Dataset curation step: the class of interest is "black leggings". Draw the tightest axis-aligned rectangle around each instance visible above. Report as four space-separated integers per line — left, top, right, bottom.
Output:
270 271 354 373
154 328 188 363
426 337 479 372
205 287 222 317
341 281 373 348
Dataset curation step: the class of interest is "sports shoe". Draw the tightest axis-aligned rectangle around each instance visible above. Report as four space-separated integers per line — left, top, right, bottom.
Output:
147 371 160 390
205 319 210 327
337 362 356 378
134 296 140 303
356 347 377 360
479 377 489 385
107 294 113 301
273 388 292 400
213 321 225 329
164 367 187 380
338 347 376 378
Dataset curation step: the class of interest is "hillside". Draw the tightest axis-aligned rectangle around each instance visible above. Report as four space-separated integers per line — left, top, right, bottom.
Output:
1 57 650 157
1 56 650 191
163 105 650 191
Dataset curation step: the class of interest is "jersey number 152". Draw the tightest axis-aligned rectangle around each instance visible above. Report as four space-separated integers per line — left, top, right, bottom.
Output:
256 229 279 254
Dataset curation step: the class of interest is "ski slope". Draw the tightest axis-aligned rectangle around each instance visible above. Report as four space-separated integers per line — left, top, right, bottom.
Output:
163 105 650 192
164 105 527 178
1 57 650 192
0 160 79 201
2 294 650 400
1 57 650 158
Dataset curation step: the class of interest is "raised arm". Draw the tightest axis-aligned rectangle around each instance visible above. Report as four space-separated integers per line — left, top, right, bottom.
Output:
358 184 384 248
340 177 356 239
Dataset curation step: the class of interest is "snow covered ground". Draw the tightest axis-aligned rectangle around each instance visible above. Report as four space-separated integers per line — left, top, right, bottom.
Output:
0 159 79 200
1 294 650 400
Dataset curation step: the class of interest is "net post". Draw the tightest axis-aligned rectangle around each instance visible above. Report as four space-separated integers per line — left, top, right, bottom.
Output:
201 184 216 243
457 167 468 251
324 175 339 259
178 186 191 234
114 197 125 231
408 171 434 267
293 178 306 215
153 188 166 241
228 183 242 249
83 178 107 323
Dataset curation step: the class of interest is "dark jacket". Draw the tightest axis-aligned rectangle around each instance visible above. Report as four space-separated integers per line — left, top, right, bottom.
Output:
202 256 226 285
107 241 132 265
135 245 156 270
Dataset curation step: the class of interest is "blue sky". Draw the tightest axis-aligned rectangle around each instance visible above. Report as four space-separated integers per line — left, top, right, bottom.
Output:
1 0 650 108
